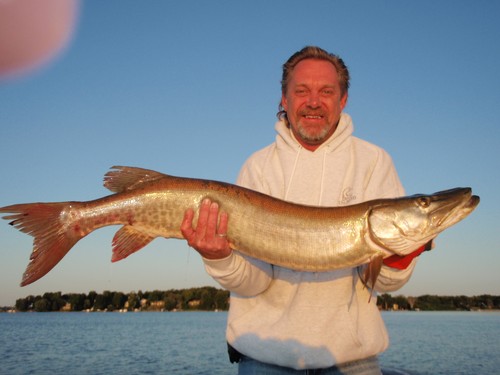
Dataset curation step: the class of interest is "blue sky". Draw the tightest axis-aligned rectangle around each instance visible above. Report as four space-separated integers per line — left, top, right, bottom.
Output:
1 1 499 306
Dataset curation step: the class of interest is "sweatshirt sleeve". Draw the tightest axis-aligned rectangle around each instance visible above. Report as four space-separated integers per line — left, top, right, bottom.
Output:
203 252 273 296
374 259 418 292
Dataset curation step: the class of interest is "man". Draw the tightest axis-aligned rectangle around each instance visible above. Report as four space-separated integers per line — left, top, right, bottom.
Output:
181 46 425 374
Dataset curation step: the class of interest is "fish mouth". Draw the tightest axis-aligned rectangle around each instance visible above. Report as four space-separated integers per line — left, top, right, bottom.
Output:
432 188 479 228
465 195 480 209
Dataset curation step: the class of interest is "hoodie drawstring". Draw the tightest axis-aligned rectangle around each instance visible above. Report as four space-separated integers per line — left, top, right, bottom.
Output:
284 146 327 206
318 148 327 205
284 146 301 201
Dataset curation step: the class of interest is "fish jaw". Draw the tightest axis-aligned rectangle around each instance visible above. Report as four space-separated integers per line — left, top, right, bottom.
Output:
367 188 480 256
431 189 480 229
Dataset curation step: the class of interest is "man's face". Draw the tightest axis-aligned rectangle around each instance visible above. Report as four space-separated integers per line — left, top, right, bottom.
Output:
281 59 348 151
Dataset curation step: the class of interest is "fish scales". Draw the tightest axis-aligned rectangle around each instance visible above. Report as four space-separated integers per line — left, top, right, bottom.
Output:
155 175 375 270
99 176 373 270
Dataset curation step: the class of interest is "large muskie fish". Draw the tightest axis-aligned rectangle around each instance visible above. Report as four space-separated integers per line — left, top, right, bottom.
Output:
0 166 479 287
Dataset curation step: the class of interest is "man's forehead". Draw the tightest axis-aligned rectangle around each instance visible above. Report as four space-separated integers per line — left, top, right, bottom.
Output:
289 60 340 87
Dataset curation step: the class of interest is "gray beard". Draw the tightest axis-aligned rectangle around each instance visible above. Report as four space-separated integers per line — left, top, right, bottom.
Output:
296 123 332 144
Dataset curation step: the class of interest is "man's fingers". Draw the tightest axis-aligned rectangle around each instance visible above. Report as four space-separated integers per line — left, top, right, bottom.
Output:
206 201 221 238
195 198 212 239
217 211 229 236
180 208 195 239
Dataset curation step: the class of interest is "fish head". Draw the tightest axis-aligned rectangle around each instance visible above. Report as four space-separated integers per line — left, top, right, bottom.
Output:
368 188 480 255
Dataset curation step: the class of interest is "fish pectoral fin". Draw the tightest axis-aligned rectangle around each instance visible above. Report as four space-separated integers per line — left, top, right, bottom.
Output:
112 226 155 262
103 166 169 193
363 254 384 302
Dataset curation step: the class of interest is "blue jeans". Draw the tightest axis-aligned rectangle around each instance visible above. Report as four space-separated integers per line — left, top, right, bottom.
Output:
238 355 382 375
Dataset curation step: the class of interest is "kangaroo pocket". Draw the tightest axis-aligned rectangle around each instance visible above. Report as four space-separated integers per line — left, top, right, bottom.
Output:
228 301 363 369
227 270 365 368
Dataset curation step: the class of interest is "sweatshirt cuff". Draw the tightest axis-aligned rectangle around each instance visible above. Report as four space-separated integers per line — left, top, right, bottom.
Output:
202 252 238 274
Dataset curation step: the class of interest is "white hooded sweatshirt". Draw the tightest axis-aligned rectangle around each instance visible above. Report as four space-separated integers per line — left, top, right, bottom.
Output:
203 113 417 369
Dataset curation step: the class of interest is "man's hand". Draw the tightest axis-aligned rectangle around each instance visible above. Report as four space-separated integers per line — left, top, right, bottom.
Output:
180 198 232 259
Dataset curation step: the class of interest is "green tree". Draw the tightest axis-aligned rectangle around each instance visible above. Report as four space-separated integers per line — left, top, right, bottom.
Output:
94 291 111 311
453 295 471 310
393 295 410 310
163 292 180 311
111 292 126 310
415 295 456 310
127 292 140 311
44 292 65 311
87 291 97 307
68 293 86 311
181 288 198 310
34 298 50 312
15 298 30 312
215 290 229 310
377 293 393 310
147 290 164 302
199 288 215 310
83 298 93 311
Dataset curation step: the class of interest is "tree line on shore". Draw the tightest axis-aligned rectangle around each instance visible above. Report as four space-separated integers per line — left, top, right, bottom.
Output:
3 288 499 312
377 293 499 311
8 286 230 312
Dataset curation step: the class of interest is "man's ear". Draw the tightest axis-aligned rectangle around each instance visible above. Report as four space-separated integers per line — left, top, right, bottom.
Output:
281 93 288 111
340 93 348 110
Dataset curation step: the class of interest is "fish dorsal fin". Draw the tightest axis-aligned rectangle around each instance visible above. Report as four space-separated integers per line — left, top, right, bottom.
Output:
103 166 168 193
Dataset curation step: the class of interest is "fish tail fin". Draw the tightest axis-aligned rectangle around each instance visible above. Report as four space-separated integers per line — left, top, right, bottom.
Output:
362 254 384 303
0 202 81 286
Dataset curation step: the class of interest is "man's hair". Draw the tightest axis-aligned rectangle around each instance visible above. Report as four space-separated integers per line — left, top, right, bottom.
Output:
277 46 350 122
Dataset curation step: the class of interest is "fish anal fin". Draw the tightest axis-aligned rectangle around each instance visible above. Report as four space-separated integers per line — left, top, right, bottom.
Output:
112 225 155 262
103 166 169 193
363 254 384 303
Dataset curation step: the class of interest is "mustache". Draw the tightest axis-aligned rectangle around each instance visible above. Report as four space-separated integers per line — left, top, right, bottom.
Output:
298 110 326 117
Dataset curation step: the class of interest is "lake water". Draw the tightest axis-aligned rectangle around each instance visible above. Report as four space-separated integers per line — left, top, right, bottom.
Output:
1 311 499 374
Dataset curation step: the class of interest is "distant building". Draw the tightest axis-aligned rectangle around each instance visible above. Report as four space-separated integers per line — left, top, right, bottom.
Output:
188 299 200 308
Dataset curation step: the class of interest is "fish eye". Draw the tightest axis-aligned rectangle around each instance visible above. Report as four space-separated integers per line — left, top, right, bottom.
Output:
418 197 431 208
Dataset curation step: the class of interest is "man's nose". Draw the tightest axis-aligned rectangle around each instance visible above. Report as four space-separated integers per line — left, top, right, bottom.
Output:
307 92 320 107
